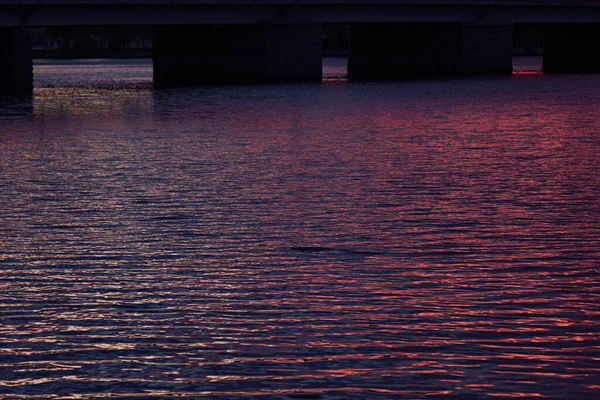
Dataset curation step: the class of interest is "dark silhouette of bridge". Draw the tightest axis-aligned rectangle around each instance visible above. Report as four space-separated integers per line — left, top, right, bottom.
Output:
1 0 600 93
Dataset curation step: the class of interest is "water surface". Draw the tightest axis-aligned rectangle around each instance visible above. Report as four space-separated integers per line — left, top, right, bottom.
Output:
0 58 599 399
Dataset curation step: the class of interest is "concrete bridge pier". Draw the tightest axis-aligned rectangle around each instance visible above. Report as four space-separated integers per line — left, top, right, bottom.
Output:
543 24 600 73
153 24 264 86
348 22 513 80
348 23 462 80
0 28 33 94
153 22 322 87
263 22 322 82
460 24 513 75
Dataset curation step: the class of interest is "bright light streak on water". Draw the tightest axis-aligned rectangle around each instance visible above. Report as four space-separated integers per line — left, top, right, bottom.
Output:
0 57 599 399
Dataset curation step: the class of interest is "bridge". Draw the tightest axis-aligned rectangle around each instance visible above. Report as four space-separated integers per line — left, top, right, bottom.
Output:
1 0 600 93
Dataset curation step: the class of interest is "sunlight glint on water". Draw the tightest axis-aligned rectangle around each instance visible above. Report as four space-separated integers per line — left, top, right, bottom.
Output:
0 57 599 399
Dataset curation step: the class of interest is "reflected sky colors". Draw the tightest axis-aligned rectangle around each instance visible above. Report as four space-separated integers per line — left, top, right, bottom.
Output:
0 58 599 399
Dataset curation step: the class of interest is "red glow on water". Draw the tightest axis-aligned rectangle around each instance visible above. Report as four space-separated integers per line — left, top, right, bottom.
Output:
1 60 599 399
513 70 544 76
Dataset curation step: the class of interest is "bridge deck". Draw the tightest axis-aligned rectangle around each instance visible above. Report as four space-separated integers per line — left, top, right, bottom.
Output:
0 0 600 5
1 0 600 27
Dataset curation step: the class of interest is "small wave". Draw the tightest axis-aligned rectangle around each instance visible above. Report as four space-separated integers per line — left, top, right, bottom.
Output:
290 246 382 257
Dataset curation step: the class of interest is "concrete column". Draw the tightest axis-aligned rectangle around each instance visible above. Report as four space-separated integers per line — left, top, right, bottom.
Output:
263 23 322 81
153 25 264 86
543 24 600 73
460 24 513 75
153 23 323 87
0 28 33 94
348 23 462 80
348 23 513 80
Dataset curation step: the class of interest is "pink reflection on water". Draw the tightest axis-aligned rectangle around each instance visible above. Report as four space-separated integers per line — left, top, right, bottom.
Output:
1 60 600 399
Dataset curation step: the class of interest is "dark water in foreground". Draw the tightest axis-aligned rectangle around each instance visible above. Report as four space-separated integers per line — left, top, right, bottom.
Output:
0 58 599 399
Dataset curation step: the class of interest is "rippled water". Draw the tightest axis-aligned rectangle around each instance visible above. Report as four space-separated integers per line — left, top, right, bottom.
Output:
1 58 599 399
